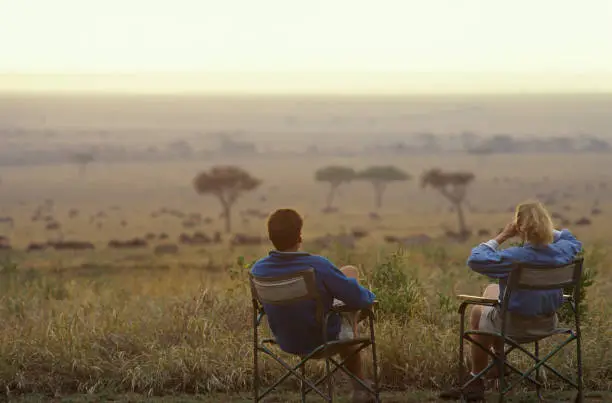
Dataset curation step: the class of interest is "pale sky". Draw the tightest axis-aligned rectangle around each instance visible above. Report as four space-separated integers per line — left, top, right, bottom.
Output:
1 0 611 93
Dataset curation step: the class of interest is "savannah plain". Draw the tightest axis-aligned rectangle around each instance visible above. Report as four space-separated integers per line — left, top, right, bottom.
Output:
0 94 611 402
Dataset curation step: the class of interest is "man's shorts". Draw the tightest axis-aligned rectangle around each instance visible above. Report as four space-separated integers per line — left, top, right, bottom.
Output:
479 306 559 341
337 315 355 340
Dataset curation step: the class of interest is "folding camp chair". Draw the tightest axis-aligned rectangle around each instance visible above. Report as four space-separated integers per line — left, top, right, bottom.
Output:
250 268 380 402
457 258 584 403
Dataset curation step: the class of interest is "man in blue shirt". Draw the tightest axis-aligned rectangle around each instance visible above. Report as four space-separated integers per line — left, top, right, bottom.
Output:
251 209 376 401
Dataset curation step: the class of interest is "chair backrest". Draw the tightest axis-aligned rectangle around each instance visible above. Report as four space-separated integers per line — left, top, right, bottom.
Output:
501 258 584 319
507 258 583 292
249 268 323 320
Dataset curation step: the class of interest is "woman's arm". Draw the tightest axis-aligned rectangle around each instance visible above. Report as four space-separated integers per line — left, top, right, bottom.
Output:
552 229 583 257
467 243 517 279
467 222 519 279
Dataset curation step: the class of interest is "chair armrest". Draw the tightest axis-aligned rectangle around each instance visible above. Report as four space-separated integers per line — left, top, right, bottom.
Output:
457 294 499 305
330 300 377 323
563 294 574 303
331 299 377 313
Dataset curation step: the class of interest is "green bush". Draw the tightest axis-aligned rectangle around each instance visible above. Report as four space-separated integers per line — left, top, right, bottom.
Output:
559 264 596 323
370 251 423 318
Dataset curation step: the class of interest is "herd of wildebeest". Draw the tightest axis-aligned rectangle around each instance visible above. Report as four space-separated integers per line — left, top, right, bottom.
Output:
0 185 603 256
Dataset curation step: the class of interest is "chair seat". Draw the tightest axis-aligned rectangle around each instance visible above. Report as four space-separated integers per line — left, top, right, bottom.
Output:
261 337 372 359
309 337 372 359
466 327 573 344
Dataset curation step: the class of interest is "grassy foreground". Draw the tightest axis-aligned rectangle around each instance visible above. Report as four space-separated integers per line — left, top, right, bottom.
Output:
11 391 612 402
0 241 611 401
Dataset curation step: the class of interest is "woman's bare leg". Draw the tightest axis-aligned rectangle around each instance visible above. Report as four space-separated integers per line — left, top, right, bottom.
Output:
470 284 500 374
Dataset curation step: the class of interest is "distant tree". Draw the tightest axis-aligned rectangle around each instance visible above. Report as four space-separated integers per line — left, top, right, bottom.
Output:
421 168 475 238
71 152 95 176
315 166 356 210
357 166 410 209
193 166 261 233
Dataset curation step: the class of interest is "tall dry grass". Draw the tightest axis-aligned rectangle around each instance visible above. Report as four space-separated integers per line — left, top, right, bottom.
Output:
0 241 610 398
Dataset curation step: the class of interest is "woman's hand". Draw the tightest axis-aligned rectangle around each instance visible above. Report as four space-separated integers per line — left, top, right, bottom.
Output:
495 222 518 245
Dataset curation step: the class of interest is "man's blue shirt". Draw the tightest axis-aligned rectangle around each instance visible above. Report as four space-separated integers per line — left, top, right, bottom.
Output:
467 229 582 316
251 251 376 355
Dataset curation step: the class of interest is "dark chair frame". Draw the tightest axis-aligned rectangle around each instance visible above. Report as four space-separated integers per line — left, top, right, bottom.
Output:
250 268 380 402
457 258 584 403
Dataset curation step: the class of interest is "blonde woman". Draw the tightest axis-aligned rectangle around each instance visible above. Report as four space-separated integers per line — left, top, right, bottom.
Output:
441 201 582 401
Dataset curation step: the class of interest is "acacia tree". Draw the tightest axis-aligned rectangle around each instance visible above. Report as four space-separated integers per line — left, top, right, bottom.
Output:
421 168 475 238
193 166 261 233
314 166 356 211
71 152 95 176
357 166 410 209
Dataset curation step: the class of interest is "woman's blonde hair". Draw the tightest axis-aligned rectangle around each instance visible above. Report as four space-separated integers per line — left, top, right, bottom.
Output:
514 201 554 246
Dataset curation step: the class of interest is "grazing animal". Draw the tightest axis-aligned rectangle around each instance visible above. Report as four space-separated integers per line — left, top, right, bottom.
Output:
179 232 212 245
383 235 399 244
26 242 48 252
46 222 61 230
231 233 265 246
49 241 95 250
154 243 179 255
108 238 148 249
351 228 369 239
384 234 431 247
575 217 592 226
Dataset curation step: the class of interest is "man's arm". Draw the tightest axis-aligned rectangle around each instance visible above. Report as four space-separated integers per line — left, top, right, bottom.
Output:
318 261 375 309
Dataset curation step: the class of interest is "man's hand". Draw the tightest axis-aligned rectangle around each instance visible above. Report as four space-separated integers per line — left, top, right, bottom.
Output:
494 222 518 245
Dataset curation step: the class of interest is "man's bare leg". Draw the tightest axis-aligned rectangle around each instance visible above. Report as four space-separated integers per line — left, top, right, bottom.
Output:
338 265 366 384
470 284 501 374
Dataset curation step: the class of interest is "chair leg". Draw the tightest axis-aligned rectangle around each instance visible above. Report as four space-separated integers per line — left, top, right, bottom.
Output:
459 305 467 401
253 345 259 402
253 353 259 403
253 307 259 403
535 341 544 402
301 364 307 403
576 329 584 403
325 357 333 403
369 316 381 402
497 347 506 403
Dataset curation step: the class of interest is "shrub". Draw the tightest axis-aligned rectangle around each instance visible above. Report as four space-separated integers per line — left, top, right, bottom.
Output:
370 251 423 319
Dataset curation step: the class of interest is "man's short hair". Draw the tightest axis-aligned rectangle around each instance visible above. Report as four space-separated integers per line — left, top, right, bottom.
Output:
267 209 303 251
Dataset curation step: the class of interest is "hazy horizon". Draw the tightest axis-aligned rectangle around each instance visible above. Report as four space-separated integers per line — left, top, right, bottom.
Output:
2 72 612 95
